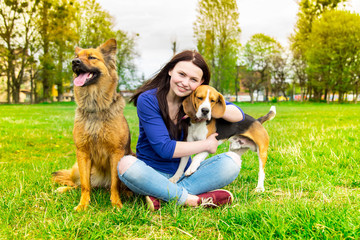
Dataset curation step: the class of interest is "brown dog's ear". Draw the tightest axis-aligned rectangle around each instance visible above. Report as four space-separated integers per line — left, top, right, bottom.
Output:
211 93 226 118
182 93 196 119
99 38 117 56
75 47 82 55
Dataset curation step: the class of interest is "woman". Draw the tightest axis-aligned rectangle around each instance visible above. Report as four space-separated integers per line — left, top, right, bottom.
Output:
117 50 244 210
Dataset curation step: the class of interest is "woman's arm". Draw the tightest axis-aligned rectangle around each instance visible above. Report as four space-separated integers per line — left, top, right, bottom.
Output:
172 133 219 158
222 104 244 122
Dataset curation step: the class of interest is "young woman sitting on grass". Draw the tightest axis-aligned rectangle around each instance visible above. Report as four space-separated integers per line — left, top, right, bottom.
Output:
117 50 244 211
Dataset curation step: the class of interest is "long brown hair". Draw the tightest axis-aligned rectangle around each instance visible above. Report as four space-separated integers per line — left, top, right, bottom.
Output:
130 50 210 140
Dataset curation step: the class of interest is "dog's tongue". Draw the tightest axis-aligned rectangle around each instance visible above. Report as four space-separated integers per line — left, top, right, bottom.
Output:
74 73 91 87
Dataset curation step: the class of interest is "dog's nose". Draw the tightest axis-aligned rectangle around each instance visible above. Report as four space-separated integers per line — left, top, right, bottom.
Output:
201 108 209 115
72 58 81 66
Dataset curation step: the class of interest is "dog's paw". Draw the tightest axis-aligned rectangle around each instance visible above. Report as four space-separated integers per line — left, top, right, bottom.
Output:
74 203 89 211
111 194 123 209
111 201 123 209
169 176 180 183
254 187 265 193
185 163 200 176
54 186 74 193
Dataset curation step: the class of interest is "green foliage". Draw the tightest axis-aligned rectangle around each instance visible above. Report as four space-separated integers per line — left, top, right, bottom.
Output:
242 33 280 72
0 0 139 103
0 0 39 103
75 0 114 47
73 0 140 91
0 103 360 238
115 30 141 91
241 33 282 101
306 10 360 102
290 0 346 55
289 0 356 102
194 0 241 94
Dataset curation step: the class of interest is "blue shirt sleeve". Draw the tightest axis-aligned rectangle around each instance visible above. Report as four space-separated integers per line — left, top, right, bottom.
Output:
137 92 177 160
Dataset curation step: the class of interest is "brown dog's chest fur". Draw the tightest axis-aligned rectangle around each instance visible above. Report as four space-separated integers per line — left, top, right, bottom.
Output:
74 93 130 174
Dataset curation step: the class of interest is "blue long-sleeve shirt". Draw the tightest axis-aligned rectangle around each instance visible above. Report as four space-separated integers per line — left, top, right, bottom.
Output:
135 88 244 174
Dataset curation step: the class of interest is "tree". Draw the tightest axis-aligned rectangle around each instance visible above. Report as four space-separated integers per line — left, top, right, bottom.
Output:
290 0 347 101
50 0 78 102
1 0 140 103
116 30 140 91
171 37 178 56
271 49 290 98
75 0 115 47
0 0 38 103
194 0 241 94
291 51 307 101
37 0 55 102
238 66 262 103
74 0 140 91
306 10 360 102
242 33 280 101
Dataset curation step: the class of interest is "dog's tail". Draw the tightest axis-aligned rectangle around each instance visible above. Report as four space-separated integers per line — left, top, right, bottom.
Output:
257 106 276 124
52 164 80 192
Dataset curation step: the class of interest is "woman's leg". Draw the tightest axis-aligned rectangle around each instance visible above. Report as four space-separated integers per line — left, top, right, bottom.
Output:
177 152 242 196
117 155 189 205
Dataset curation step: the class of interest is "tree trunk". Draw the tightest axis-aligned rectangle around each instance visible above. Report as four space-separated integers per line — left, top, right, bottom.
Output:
324 89 328 102
41 1 51 102
338 91 344 103
6 69 11 104
30 72 34 104
57 83 64 102
250 89 254 104
301 87 305 102
291 81 295 101
13 85 20 103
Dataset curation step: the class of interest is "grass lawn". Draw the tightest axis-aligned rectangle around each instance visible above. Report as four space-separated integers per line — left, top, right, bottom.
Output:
0 101 359 239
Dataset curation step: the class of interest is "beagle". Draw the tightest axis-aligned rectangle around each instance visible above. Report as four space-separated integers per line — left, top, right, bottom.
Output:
169 85 276 192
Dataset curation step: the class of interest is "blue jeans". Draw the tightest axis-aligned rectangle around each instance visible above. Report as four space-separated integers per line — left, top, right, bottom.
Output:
117 152 241 205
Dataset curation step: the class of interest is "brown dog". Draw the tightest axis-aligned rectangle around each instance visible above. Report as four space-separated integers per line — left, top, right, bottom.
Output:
52 39 132 211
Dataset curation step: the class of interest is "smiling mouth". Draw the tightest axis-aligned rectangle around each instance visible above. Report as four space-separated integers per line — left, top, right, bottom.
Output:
177 85 189 92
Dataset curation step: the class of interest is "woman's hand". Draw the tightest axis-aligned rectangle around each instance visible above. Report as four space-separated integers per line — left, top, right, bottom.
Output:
205 133 219 154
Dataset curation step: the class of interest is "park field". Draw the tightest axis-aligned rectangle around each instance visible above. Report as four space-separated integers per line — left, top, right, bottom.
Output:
0 102 359 239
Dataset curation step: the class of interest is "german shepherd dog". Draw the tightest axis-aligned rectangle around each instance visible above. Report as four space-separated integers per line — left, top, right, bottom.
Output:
52 39 132 211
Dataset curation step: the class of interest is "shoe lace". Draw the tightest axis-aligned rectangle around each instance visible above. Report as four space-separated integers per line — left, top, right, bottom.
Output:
200 197 218 207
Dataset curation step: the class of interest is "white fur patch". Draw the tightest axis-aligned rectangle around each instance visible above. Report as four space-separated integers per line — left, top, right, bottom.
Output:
188 121 208 141
196 89 211 120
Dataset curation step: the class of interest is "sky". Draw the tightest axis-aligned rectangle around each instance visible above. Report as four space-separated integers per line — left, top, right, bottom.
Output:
97 0 360 79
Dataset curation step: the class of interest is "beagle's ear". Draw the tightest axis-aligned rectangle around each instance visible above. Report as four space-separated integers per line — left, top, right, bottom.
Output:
182 93 196 119
211 93 226 118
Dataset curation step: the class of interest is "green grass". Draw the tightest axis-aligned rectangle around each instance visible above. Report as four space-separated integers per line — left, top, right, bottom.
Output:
0 102 359 239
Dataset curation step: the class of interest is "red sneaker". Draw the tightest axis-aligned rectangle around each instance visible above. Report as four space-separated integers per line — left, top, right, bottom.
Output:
145 196 161 211
197 189 234 208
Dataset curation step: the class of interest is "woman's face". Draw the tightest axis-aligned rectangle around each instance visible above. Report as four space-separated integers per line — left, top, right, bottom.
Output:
168 61 204 98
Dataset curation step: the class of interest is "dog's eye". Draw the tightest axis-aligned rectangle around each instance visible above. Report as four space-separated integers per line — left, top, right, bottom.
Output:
211 100 215 103
197 97 203 101
88 56 97 60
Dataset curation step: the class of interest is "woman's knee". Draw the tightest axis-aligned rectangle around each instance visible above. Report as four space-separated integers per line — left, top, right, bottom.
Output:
225 151 242 168
117 155 138 175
